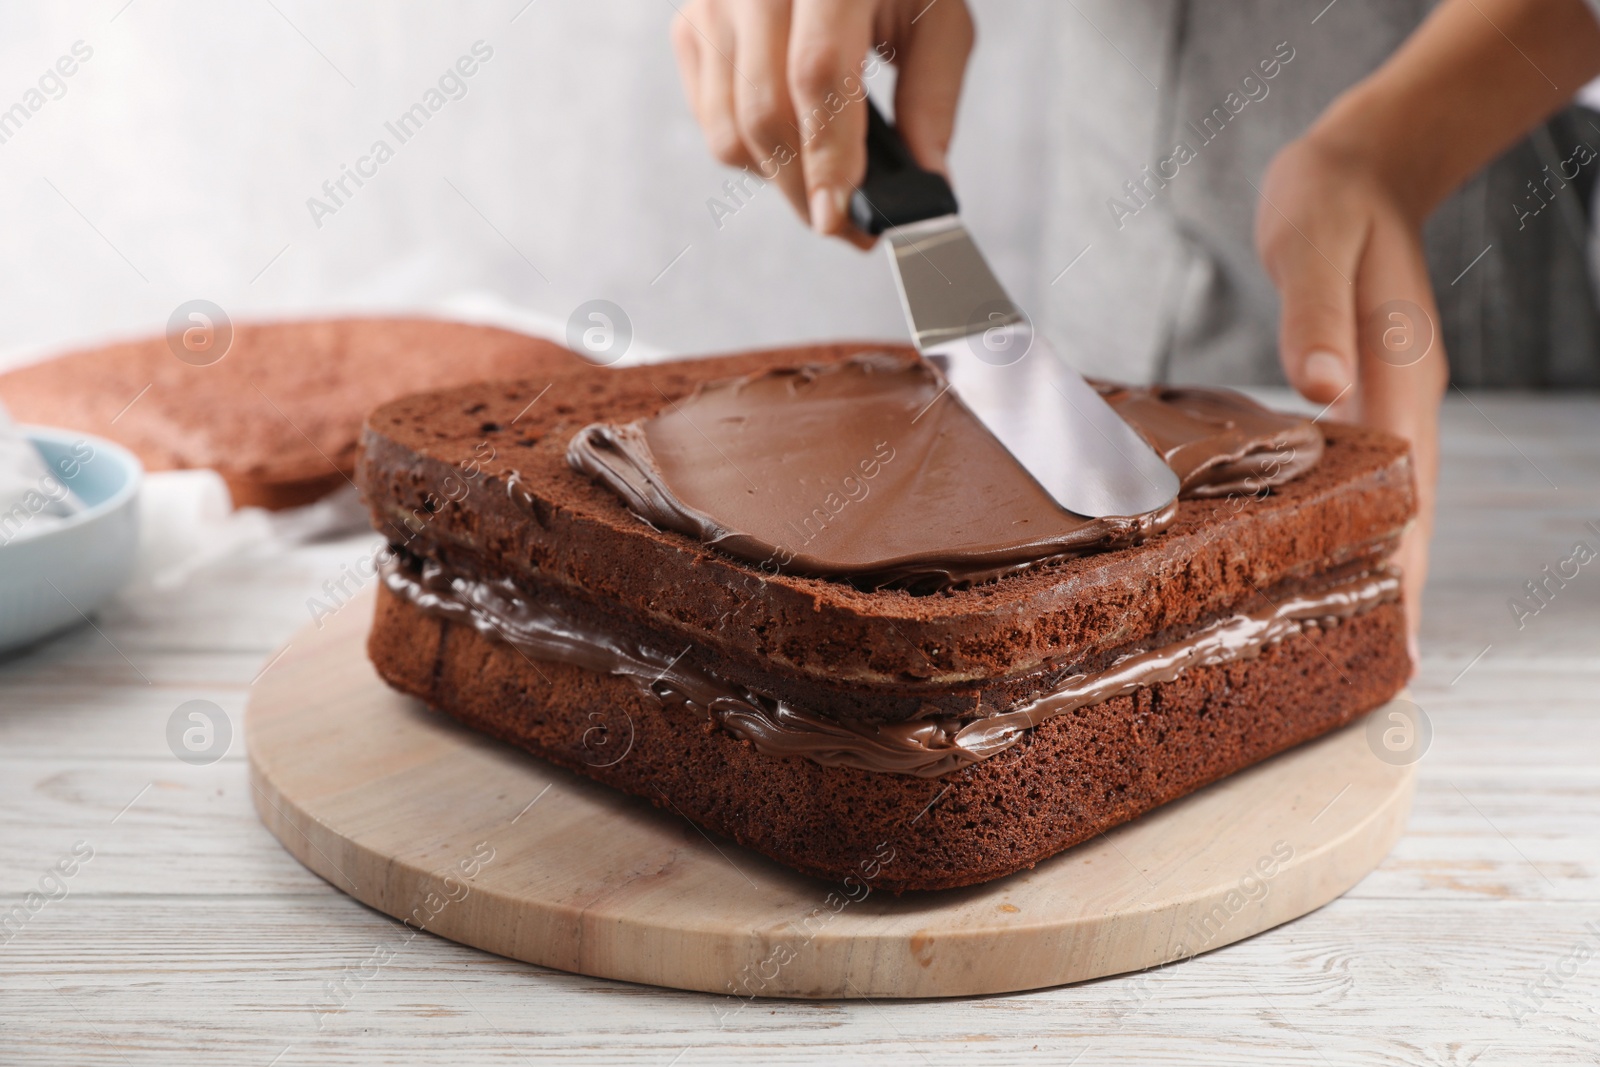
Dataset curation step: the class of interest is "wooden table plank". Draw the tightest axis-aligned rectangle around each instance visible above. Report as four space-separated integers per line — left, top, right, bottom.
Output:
2 394 1598 1063
4 898 1600 1064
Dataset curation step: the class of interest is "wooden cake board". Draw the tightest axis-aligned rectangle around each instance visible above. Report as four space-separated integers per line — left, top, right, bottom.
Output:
246 590 1415 999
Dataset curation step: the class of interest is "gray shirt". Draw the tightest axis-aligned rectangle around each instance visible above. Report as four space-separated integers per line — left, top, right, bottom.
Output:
1065 0 1600 389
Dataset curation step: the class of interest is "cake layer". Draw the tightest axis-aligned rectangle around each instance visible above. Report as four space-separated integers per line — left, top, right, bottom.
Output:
359 344 1416 689
0 317 578 509
382 550 1400 770
367 578 1411 890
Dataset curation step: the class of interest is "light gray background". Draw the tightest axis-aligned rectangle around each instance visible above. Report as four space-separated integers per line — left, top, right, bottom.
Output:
0 0 1227 380
1 1 1594 383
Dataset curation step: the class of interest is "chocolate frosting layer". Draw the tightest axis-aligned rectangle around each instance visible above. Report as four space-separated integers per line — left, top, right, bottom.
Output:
384 557 1396 778
567 354 1322 590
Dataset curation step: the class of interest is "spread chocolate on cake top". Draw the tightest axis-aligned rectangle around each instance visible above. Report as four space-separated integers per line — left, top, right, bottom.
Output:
567 354 1323 590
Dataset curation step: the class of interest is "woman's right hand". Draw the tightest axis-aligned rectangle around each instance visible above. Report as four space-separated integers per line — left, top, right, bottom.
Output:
670 0 975 246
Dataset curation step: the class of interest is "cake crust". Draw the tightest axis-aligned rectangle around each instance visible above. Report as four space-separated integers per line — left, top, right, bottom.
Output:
358 342 1417 890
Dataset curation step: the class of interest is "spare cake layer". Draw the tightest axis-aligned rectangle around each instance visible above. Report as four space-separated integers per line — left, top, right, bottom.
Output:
368 574 1410 891
358 344 1416 692
0 317 579 508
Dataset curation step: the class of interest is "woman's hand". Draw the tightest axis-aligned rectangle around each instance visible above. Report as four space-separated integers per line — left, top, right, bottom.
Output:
1256 133 1448 666
670 0 974 246
1257 0 1600 669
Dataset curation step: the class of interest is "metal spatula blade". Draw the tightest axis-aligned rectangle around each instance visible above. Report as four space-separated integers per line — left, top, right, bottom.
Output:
850 101 1179 519
925 326 1181 518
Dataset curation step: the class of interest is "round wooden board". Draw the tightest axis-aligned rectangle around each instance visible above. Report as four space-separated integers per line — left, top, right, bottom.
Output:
247 589 1415 1000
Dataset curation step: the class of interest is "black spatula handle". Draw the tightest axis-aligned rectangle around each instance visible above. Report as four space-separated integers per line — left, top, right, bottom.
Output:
848 98 959 236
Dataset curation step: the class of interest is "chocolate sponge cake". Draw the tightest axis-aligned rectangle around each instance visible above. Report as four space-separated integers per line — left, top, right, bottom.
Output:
358 343 1414 891
0 317 577 509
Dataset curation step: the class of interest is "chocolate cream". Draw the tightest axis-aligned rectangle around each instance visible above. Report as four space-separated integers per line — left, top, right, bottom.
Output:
567 353 1323 590
385 557 1398 778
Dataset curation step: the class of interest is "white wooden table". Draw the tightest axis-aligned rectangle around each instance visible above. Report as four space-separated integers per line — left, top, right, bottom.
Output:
3 393 1598 1065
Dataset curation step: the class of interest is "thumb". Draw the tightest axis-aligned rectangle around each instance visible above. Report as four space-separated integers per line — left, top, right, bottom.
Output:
1255 172 1362 409
1267 234 1360 407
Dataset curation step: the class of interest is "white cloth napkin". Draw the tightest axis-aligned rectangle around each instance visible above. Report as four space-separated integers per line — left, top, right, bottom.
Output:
0 401 81 543
127 470 370 593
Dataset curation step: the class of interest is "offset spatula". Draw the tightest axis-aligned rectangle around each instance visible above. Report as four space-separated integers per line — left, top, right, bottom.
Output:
849 99 1179 518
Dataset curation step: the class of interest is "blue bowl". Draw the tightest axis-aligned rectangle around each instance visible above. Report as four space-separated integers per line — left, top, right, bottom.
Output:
0 427 142 654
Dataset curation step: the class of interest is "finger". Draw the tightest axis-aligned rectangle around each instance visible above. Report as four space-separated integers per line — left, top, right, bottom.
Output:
679 3 754 168
1255 157 1364 406
728 0 808 218
788 0 876 237
1353 206 1449 650
835 217 879 250
886 0 974 174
